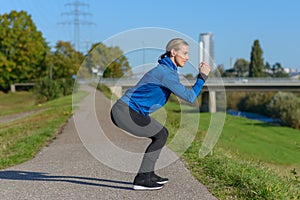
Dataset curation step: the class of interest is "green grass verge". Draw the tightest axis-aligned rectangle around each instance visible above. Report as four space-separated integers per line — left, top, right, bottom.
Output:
161 101 300 200
0 90 88 170
0 92 37 116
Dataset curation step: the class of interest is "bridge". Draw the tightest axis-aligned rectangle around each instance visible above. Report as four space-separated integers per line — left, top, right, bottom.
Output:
95 77 300 113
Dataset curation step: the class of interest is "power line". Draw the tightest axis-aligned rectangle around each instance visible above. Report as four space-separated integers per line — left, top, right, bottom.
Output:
58 0 95 52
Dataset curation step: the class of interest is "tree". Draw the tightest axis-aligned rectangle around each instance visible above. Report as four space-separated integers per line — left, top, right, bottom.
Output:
234 58 249 77
264 62 272 77
271 62 288 77
264 62 288 77
249 40 264 77
217 64 226 77
82 42 131 78
50 41 84 79
0 54 16 91
209 64 225 77
0 10 49 91
104 55 131 78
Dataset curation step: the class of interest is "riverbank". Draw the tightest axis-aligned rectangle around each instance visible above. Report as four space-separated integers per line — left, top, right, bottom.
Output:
227 109 281 125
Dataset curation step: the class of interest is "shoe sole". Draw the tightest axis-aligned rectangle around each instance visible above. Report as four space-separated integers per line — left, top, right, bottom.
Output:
157 180 168 184
133 185 163 190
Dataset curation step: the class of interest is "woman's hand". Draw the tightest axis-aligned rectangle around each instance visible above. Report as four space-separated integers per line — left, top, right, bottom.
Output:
199 62 211 76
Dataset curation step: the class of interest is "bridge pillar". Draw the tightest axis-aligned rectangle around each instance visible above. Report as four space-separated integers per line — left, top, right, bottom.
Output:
109 86 122 98
200 91 216 113
209 91 216 113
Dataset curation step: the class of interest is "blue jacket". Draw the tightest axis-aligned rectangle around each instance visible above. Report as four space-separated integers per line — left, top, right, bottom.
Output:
120 57 206 116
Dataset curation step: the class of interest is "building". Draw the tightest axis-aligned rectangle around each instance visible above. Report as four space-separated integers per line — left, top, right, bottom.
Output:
199 33 215 68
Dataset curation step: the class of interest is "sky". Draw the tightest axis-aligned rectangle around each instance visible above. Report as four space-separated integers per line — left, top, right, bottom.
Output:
1 0 300 74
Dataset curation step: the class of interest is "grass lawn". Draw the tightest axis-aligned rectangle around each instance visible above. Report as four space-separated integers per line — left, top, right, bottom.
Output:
0 91 37 116
0 90 87 170
196 112 300 173
218 115 300 172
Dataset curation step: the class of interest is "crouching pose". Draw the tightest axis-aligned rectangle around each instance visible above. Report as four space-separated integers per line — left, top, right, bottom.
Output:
110 38 210 190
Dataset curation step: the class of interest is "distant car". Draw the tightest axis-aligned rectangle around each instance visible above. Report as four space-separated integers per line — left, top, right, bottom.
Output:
242 78 248 83
234 78 248 83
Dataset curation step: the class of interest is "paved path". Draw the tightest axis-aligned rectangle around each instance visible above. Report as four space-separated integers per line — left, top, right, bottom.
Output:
0 85 217 200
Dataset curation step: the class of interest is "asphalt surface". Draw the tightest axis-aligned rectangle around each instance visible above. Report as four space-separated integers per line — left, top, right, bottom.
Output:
0 85 217 200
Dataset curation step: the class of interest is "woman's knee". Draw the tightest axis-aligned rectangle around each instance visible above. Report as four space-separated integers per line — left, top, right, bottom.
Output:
152 127 168 144
161 127 168 141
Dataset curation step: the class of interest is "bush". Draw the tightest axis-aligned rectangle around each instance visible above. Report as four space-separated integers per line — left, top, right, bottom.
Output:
238 92 275 115
34 77 61 103
226 92 247 110
34 77 78 103
267 92 300 129
59 78 78 96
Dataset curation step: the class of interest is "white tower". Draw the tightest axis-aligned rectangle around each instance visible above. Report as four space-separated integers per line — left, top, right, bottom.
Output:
199 33 215 68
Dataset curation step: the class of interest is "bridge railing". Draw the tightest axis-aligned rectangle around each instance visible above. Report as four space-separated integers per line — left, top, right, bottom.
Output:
97 77 300 86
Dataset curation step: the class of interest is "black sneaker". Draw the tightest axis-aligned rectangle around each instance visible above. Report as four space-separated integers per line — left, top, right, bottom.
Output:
150 172 169 184
133 173 164 190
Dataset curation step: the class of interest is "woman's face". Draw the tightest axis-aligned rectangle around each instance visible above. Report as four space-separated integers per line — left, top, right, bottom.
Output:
173 45 189 67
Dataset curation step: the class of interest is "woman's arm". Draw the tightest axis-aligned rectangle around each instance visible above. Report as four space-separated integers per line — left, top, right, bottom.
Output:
162 62 210 103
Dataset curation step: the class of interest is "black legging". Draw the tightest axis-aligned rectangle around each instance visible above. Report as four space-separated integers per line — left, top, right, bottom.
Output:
110 100 168 173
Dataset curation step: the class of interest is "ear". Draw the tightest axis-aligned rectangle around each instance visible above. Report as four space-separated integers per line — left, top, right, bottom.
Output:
170 49 177 57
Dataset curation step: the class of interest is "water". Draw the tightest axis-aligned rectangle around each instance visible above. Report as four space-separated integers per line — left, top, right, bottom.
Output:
227 109 281 125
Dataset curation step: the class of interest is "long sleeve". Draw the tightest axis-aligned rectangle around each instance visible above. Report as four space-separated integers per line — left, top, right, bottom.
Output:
161 71 206 103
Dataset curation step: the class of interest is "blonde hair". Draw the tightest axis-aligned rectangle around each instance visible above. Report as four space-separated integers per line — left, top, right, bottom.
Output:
160 38 189 59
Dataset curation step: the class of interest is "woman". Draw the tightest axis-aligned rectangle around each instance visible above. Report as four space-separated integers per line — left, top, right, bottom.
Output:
110 38 210 190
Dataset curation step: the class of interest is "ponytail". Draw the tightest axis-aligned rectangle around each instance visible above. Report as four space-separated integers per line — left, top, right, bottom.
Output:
159 51 171 60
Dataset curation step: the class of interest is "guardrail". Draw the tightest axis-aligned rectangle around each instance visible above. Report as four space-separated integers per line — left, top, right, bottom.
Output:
95 77 300 86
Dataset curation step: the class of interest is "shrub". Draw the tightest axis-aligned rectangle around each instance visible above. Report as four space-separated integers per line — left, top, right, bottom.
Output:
216 91 227 112
267 92 300 129
238 92 274 115
34 77 61 103
226 92 247 110
34 77 78 103
59 78 78 96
